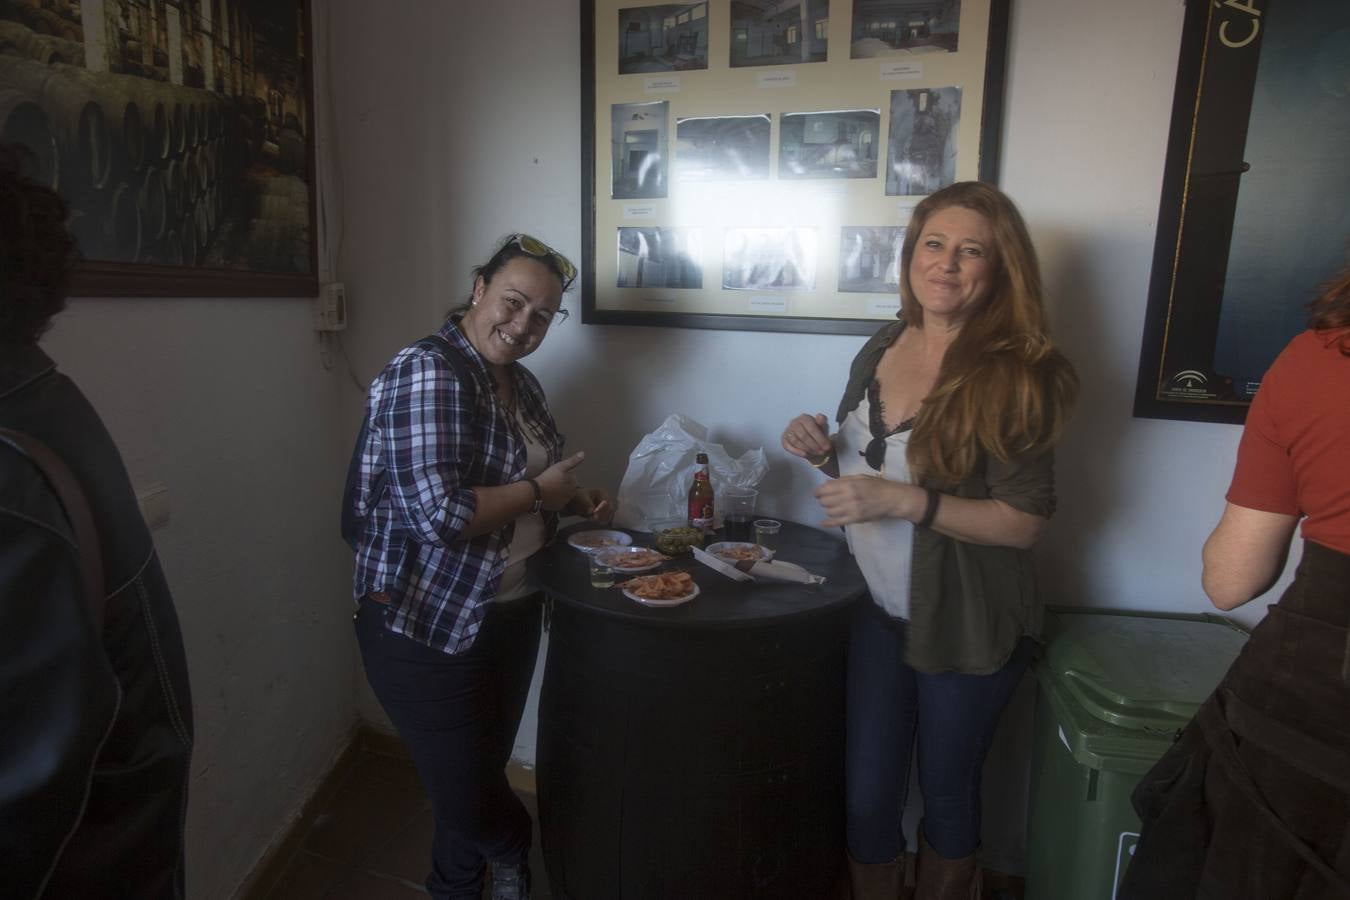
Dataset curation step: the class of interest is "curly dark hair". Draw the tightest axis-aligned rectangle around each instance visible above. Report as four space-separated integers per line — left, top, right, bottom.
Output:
0 142 77 345
446 233 575 318
1308 263 1350 356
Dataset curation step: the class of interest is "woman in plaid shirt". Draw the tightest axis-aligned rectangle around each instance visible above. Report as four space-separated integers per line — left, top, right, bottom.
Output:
350 234 612 900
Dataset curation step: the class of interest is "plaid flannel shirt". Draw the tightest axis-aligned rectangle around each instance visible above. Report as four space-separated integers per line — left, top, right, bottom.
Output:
351 319 564 653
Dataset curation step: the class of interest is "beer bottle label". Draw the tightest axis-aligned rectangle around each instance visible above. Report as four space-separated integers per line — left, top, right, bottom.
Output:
690 500 714 531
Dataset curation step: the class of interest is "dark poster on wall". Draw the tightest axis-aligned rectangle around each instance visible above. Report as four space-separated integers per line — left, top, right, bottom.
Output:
1133 0 1350 423
0 0 317 297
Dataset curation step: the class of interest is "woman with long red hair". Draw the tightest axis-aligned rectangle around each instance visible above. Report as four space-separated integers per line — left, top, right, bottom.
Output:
782 181 1078 899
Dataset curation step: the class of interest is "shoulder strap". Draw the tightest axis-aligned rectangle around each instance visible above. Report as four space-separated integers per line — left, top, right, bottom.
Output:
420 331 469 375
340 416 376 552
0 428 106 629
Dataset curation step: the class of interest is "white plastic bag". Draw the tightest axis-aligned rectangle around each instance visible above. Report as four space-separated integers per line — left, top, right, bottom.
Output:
613 414 768 531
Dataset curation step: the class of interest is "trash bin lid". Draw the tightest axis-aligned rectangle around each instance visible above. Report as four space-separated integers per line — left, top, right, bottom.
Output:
1037 609 1248 735
1037 673 1175 773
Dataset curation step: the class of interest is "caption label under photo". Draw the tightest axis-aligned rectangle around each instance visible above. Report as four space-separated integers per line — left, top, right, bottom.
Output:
757 71 797 89
749 295 789 313
880 62 923 80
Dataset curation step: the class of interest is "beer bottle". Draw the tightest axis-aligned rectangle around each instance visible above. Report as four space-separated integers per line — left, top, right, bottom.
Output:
688 452 715 533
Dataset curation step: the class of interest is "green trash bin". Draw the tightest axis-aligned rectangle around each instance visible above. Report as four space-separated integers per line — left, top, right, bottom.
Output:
1025 607 1248 900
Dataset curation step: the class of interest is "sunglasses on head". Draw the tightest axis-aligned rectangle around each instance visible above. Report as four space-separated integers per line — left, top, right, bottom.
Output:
511 233 577 288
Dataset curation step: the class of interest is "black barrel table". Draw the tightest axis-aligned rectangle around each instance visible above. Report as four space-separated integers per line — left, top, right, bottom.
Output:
532 521 866 900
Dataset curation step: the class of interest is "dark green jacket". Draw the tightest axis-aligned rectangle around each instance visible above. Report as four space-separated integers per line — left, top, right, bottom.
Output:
838 320 1056 674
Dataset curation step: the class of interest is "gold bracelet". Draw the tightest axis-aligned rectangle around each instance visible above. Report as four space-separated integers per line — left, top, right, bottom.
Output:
808 450 834 468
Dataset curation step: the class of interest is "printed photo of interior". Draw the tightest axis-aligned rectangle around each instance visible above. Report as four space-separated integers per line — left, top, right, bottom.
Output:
778 108 880 179
729 0 830 68
618 2 709 73
675 114 772 181
885 85 960 195
850 0 961 58
722 226 818 291
0 0 313 274
838 225 904 293
617 226 703 289
611 100 669 199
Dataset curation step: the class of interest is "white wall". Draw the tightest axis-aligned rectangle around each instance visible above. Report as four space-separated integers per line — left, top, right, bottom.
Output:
999 1 1299 631
41 298 356 900
328 0 1295 876
34 10 359 898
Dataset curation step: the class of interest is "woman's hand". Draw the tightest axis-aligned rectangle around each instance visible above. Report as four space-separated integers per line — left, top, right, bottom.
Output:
816 475 922 527
819 477 1048 548
537 452 586 512
781 413 834 462
568 487 614 524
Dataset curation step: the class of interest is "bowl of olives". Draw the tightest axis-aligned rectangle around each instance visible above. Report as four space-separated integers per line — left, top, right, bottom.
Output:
653 524 705 556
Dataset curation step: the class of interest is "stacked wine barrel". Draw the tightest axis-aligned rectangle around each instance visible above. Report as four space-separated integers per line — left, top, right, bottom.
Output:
0 13 304 269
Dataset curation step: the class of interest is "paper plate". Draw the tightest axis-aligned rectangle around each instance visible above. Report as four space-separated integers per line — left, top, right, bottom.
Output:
705 541 771 563
622 582 700 608
596 546 669 573
567 530 633 554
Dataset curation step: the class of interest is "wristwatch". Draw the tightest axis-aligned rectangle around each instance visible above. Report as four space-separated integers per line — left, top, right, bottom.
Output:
525 478 543 514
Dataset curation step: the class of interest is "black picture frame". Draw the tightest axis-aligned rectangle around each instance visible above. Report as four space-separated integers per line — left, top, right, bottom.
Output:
581 0 1010 335
1 0 318 298
1133 0 1349 423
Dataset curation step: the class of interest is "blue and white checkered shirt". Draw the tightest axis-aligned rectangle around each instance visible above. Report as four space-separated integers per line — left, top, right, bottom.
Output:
351 319 564 654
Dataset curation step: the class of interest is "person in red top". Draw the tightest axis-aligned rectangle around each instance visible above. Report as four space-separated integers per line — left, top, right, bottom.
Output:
1212 325 1350 570
1121 264 1350 900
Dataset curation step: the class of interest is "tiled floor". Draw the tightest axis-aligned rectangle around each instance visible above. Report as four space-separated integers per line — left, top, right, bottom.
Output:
254 746 1022 900
257 748 550 899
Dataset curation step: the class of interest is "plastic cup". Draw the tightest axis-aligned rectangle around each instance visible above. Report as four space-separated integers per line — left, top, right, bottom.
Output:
753 519 781 555
588 553 615 588
723 487 758 542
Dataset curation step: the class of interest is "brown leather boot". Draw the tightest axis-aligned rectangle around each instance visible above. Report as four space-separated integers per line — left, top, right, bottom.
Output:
916 835 982 900
848 851 903 900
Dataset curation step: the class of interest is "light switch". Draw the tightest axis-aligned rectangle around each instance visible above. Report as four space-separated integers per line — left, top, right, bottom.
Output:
137 483 171 531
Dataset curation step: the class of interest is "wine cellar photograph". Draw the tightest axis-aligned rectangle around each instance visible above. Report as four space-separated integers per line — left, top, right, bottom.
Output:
0 0 316 293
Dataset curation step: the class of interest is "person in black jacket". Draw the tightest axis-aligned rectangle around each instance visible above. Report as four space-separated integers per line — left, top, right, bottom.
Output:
0 143 194 899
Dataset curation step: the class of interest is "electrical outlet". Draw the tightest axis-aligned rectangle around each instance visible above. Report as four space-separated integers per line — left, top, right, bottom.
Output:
136 483 171 531
315 282 347 331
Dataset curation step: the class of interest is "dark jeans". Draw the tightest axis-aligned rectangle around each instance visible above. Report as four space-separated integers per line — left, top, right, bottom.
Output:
355 594 542 900
845 601 1033 862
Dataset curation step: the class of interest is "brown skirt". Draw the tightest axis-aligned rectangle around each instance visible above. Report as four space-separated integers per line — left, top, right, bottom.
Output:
1120 540 1350 900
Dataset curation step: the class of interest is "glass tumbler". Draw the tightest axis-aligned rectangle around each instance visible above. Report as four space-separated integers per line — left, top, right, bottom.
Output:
753 519 781 555
589 553 615 588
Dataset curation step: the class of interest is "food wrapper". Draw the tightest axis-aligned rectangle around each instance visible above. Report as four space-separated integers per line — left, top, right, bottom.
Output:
745 560 826 585
691 546 753 582
692 547 824 585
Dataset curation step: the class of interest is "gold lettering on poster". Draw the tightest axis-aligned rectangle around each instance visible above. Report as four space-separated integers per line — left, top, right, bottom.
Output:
1217 0 1262 49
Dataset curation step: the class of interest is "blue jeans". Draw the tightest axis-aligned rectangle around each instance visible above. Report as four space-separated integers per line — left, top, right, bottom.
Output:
355 594 542 900
845 601 1033 862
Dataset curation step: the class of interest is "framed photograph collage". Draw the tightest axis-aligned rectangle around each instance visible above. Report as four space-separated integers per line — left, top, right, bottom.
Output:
582 0 1010 334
